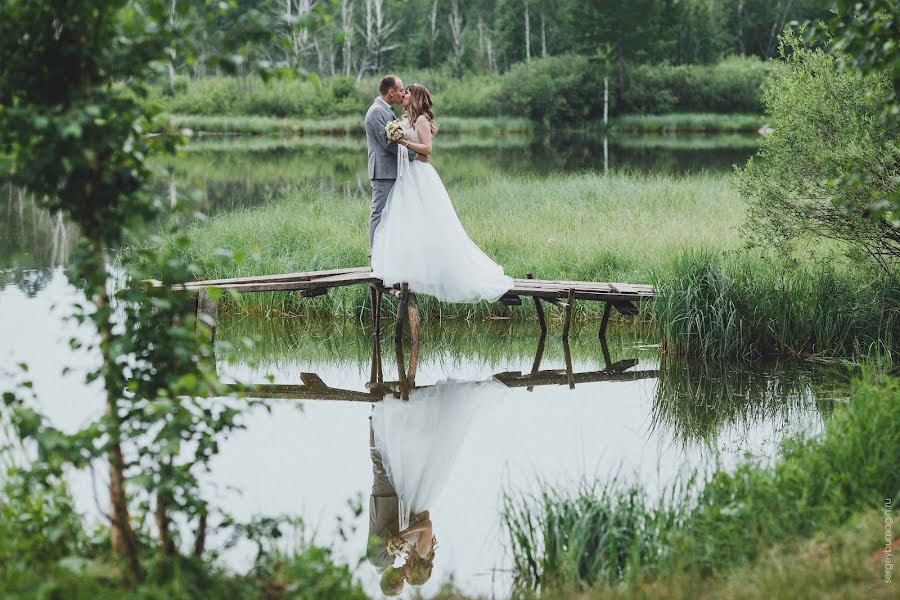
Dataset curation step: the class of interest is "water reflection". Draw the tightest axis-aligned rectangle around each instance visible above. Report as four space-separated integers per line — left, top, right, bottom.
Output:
150 133 759 212
1 186 78 295
208 317 842 596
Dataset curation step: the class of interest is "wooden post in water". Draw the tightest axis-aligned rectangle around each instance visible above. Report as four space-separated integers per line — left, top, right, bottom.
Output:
369 284 383 332
394 282 409 343
407 293 420 386
599 301 612 339
562 288 575 340
562 338 575 389
528 332 547 392
196 288 218 345
526 273 547 333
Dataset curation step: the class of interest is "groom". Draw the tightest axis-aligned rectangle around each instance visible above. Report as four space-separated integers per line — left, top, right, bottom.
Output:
365 74 427 255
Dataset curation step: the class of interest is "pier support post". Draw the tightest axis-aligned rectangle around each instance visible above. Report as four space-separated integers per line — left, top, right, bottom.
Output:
394 283 409 343
562 288 575 340
599 301 612 339
562 338 575 389
407 292 420 386
528 332 547 392
369 284 382 332
526 273 547 333
196 288 218 346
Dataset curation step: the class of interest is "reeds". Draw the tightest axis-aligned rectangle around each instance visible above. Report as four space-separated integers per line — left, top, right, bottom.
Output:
502 371 900 593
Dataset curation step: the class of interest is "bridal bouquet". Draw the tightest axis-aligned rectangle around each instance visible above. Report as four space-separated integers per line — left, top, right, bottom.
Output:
384 119 403 143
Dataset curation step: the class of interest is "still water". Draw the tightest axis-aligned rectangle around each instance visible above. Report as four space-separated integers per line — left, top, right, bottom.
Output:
1 135 846 599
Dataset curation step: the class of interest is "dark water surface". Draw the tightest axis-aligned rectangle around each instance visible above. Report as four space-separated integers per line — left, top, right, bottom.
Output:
150 132 758 213
2 135 847 599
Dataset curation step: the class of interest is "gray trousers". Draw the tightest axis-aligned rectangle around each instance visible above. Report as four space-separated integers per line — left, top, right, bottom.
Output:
369 179 396 252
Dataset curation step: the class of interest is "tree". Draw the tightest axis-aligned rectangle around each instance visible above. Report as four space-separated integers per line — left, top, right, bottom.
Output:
814 0 899 225
0 0 320 584
738 29 899 275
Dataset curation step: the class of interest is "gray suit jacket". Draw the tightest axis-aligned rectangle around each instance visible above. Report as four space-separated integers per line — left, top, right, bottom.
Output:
365 98 415 180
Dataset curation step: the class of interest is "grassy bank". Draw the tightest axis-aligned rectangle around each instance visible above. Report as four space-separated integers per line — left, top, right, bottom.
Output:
166 173 897 359
609 113 765 133
503 371 899 596
163 114 534 136
161 112 762 136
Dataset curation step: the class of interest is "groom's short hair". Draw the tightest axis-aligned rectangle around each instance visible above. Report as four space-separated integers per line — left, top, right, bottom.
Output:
379 75 401 96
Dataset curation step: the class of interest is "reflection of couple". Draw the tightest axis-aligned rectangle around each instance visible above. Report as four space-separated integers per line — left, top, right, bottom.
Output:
365 74 513 304
366 378 503 595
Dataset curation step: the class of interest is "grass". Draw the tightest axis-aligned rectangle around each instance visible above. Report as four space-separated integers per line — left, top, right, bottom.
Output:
502 370 899 595
165 172 897 359
609 113 765 133
161 113 534 136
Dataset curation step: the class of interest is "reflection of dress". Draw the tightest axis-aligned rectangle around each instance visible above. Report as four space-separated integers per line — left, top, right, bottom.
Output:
370 378 503 531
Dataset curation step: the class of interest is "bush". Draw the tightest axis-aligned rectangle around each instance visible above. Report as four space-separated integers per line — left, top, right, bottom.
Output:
500 54 607 122
622 56 769 114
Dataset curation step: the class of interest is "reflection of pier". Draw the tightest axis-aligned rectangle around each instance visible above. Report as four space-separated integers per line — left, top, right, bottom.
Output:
240 332 658 402
176 266 654 345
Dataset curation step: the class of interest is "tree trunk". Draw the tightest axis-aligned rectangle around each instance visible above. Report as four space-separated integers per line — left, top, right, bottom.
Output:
524 0 530 62
95 237 142 582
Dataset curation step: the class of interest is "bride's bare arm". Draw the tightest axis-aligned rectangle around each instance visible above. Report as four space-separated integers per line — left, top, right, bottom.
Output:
399 116 433 157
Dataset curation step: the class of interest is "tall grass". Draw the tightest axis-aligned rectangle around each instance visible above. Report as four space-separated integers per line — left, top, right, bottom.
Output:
502 371 900 593
609 113 765 133
653 251 899 360
165 173 897 358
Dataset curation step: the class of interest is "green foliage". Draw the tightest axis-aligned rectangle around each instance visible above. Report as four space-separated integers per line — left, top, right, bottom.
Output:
621 56 770 114
813 0 900 225
652 250 899 360
0 0 301 585
500 54 605 122
503 370 900 591
738 29 899 273
152 57 771 122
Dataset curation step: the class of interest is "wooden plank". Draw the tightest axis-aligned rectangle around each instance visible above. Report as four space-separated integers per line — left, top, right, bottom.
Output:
512 278 654 293
191 271 379 293
180 266 371 289
395 283 409 343
508 286 653 302
613 300 639 316
499 295 522 306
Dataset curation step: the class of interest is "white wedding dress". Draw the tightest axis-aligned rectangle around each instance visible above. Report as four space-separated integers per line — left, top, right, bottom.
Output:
371 118 513 303
370 378 504 531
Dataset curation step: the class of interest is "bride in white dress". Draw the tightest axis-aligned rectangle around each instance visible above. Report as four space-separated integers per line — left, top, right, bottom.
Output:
370 84 513 303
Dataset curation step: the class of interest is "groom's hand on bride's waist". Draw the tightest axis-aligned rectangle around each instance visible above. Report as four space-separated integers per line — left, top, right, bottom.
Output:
415 153 430 163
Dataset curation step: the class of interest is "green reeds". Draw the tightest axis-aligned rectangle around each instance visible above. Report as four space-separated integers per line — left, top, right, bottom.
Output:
502 371 900 593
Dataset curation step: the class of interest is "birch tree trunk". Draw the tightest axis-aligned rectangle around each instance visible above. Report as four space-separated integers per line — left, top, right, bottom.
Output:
524 0 531 62
540 3 546 57
341 0 354 76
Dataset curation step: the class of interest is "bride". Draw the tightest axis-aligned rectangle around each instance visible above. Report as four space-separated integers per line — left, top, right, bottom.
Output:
370 84 513 303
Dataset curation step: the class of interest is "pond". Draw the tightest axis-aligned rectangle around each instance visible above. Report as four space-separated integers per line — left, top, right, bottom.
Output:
2 133 846 599
150 132 759 213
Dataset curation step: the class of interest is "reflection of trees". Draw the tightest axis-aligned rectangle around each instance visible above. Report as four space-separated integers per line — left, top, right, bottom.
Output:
651 357 843 446
150 135 758 212
1 185 78 295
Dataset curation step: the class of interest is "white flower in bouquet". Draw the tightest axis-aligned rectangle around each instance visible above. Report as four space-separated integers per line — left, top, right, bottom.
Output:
384 119 404 143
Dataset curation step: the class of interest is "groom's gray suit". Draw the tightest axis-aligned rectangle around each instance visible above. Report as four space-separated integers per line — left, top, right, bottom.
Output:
365 96 416 251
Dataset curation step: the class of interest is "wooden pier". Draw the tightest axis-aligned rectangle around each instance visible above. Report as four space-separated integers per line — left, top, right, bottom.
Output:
176 266 655 345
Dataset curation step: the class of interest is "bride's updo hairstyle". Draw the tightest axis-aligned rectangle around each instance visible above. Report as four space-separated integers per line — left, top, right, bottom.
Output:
405 84 438 135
